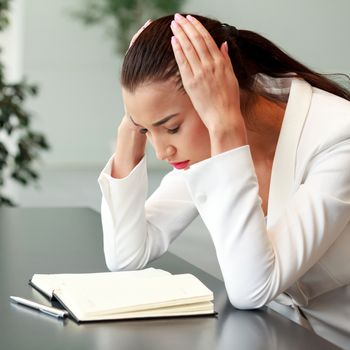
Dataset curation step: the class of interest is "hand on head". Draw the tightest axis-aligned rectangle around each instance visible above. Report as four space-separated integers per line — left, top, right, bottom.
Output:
170 14 247 153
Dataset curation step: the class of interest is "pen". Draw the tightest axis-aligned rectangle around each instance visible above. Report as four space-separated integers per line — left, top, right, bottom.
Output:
10 296 68 319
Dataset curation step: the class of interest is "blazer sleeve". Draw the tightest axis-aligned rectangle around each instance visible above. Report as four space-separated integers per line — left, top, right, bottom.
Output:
182 142 350 309
98 155 198 271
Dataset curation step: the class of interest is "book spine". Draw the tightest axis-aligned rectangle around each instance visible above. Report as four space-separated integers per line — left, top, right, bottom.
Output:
28 280 52 300
52 292 80 323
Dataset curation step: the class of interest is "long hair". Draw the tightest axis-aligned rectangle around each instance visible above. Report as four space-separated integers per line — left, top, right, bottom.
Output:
121 14 350 101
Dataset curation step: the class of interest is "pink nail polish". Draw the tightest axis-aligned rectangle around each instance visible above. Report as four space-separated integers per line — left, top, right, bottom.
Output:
186 15 195 21
224 41 228 52
171 20 179 28
171 36 178 45
174 13 183 21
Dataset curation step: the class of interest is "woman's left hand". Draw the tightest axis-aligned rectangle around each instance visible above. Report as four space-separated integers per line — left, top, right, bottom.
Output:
170 14 247 154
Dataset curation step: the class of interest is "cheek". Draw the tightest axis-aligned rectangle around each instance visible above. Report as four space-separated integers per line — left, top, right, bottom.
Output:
192 121 210 142
184 119 210 149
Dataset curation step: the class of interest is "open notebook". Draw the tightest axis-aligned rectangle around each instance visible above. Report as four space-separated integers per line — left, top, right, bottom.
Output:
29 268 215 322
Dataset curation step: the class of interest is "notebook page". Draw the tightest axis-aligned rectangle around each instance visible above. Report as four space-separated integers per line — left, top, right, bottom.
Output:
54 273 213 317
31 268 171 298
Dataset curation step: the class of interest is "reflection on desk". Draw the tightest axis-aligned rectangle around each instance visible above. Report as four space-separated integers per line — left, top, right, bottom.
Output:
0 208 342 350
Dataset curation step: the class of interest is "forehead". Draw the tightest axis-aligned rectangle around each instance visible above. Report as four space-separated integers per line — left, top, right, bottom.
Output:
122 80 187 125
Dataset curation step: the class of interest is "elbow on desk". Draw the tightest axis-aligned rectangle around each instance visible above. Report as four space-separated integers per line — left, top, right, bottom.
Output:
223 260 279 310
226 285 270 310
104 255 143 272
227 294 266 310
105 257 125 272
104 247 150 272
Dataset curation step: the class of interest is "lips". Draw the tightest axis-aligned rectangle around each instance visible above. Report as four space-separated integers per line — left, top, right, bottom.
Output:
170 160 190 169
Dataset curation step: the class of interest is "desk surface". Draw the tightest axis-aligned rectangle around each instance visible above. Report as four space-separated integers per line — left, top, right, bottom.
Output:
0 208 341 350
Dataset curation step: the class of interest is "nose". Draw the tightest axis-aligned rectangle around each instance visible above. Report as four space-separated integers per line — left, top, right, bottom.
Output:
156 145 176 161
152 138 176 161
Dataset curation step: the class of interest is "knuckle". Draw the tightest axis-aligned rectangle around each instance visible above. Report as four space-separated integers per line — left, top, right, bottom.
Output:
216 59 226 71
176 54 185 65
193 33 201 41
183 42 193 52
202 32 212 42
202 63 214 75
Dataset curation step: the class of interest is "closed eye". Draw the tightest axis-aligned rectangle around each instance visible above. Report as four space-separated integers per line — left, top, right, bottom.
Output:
168 126 180 134
139 126 180 134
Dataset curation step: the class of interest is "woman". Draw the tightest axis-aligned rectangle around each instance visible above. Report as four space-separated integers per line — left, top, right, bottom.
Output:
98 14 350 348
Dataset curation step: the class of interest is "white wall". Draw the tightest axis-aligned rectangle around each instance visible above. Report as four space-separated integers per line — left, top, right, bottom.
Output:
184 0 350 73
22 0 123 168
17 0 350 169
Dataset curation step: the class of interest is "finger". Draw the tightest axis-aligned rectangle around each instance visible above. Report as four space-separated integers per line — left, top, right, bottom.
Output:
220 41 236 74
170 20 201 75
220 41 230 64
171 36 193 81
185 15 223 62
173 13 213 63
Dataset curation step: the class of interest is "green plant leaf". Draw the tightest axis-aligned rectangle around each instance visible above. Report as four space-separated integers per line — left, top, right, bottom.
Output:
0 0 50 206
71 0 187 54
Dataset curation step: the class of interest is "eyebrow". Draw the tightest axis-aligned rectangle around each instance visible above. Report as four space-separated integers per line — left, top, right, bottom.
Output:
129 114 179 128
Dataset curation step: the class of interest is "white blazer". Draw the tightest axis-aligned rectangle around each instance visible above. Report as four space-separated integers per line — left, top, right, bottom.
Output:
98 77 350 349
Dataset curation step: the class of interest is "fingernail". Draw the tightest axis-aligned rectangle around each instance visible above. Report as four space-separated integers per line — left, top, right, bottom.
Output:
186 15 195 21
174 13 184 22
171 20 179 28
224 41 228 52
171 36 178 45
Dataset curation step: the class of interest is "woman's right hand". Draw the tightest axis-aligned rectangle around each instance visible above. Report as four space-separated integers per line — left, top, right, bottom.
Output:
111 115 147 179
111 20 152 179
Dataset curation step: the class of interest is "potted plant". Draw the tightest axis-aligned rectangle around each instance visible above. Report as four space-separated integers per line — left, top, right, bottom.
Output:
0 0 49 206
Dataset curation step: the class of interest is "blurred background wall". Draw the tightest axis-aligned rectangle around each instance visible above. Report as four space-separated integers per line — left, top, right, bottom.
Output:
5 0 349 171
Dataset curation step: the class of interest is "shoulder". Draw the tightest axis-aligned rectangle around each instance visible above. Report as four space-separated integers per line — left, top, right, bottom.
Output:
311 85 350 116
308 87 350 141
299 86 350 154
295 84 350 179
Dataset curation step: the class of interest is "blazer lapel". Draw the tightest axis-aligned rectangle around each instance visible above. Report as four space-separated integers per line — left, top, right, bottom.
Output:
267 78 313 226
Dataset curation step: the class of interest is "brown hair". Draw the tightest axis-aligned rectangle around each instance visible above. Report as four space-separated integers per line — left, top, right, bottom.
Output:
121 14 350 101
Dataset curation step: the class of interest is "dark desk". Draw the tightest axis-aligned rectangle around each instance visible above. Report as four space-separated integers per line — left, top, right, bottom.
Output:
0 208 341 350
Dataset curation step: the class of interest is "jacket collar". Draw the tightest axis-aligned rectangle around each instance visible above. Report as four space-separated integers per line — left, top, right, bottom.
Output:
267 78 313 226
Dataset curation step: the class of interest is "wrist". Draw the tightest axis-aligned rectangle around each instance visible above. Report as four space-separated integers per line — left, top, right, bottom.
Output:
209 122 247 156
117 127 146 155
111 153 144 179
112 129 146 178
